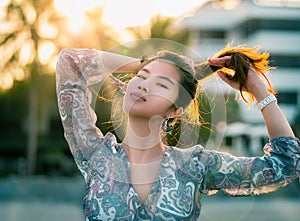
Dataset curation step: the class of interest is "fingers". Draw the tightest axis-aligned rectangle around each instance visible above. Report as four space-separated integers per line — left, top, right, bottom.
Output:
217 71 230 84
208 56 231 67
109 74 125 86
217 70 240 90
108 74 127 94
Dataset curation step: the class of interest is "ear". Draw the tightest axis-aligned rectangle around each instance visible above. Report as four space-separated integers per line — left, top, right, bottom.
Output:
166 107 183 119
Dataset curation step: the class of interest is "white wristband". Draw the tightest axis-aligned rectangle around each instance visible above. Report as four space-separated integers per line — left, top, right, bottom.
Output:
256 94 277 111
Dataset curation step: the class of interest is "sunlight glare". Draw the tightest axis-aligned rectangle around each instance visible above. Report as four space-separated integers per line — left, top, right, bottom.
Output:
54 0 202 29
11 66 25 81
22 1 37 25
102 1 154 28
39 22 58 38
19 40 34 67
37 19 58 38
101 0 203 28
49 55 58 72
54 0 101 33
0 1 10 20
0 21 22 35
14 0 24 4
6 63 26 82
38 40 57 65
0 0 10 7
0 73 14 91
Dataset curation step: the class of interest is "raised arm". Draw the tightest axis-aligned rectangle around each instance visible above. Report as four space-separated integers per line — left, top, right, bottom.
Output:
242 68 294 138
56 49 141 162
56 49 141 86
209 56 294 139
201 56 299 196
200 136 299 196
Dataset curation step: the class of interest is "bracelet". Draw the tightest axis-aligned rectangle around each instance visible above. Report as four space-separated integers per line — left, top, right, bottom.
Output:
256 94 277 111
139 55 148 64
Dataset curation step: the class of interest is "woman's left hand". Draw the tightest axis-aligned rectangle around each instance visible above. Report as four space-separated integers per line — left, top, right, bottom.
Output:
108 75 127 95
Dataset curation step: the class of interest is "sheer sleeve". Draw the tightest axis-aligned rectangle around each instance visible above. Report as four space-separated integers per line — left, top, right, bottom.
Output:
200 136 300 196
56 49 113 165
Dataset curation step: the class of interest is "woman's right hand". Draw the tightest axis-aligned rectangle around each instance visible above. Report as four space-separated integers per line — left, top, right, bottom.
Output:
217 65 269 102
208 56 270 102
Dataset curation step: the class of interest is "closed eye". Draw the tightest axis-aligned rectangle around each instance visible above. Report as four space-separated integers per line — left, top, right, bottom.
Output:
157 83 169 89
136 75 147 80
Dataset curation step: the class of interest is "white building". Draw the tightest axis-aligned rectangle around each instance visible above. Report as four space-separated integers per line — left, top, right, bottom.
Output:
181 0 300 154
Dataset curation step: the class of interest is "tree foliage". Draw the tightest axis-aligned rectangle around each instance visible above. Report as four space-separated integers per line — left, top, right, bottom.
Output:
0 0 122 175
0 1 191 176
127 15 190 45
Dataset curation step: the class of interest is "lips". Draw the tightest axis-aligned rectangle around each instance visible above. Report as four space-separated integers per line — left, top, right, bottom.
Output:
130 92 146 101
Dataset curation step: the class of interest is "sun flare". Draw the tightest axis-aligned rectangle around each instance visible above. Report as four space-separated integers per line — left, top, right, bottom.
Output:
54 0 202 29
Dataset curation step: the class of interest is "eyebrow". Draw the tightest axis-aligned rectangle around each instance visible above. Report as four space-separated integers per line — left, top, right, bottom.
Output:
140 68 175 85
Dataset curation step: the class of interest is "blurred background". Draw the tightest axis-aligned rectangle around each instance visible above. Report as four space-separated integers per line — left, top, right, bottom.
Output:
0 0 299 220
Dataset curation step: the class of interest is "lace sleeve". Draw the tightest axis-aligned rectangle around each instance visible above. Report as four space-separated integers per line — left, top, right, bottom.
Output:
200 136 300 196
56 49 108 162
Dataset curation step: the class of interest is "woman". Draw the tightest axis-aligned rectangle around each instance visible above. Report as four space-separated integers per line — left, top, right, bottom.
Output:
56 45 299 220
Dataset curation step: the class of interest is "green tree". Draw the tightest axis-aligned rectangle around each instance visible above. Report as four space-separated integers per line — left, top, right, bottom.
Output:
127 15 190 45
0 0 62 175
55 6 120 50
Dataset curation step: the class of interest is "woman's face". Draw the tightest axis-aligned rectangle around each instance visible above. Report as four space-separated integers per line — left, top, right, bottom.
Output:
123 59 180 119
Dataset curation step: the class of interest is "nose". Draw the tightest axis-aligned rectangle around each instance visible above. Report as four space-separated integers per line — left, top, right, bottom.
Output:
137 81 149 93
138 85 148 92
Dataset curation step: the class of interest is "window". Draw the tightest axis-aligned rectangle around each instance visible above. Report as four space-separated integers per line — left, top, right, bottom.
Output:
270 55 300 68
239 19 300 38
200 30 225 39
277 92 297 105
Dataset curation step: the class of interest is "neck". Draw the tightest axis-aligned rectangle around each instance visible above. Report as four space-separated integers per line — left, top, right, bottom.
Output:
122 115 165 164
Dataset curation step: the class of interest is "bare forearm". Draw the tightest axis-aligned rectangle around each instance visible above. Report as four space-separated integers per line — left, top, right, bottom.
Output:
260 102 294 139
253 89 294 139
102 51 142 73
57 48 143 87
209 53 295 139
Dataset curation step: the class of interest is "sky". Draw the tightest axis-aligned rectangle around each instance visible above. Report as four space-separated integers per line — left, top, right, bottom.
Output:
54 0 204 28
0 0 205 90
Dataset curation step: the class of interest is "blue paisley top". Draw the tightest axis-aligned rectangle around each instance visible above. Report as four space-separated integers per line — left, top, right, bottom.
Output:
56 49 300 221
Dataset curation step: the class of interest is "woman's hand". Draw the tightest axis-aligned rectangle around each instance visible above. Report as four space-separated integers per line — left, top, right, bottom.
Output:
208 46 294 138
208 56 231 68
108 74 127 95
208 56 269 101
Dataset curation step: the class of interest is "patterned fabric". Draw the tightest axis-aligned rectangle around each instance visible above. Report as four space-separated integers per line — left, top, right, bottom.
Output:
56 49 300 221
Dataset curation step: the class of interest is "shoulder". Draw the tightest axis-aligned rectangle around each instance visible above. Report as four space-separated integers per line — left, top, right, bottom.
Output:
86 132 118 158
168 145 205 159
99 132 119 154
164 145 206 180
166 145 228 172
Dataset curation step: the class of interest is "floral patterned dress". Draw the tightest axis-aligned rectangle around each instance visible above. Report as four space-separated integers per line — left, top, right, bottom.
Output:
56 49 300 221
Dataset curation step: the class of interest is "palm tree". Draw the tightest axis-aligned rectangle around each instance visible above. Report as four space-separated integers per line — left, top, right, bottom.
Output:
0 0 119 176
127 15 190 47
0 0 63 175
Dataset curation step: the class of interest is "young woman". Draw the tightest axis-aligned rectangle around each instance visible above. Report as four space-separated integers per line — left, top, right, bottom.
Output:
56 45 299 220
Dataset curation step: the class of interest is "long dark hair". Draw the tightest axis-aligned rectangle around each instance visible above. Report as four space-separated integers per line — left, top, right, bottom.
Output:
208 44 276 104
96 44 276 146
